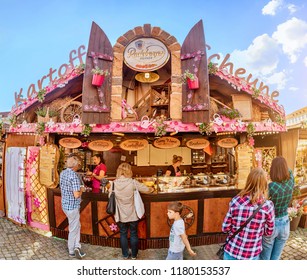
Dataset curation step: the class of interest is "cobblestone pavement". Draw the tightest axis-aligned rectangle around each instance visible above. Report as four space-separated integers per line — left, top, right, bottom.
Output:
0 217 306 260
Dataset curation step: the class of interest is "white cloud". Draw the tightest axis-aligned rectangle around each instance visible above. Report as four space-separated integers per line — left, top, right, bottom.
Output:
287 4 297 14
230 34 280 76
304 56 307 67
272 17 307 63
289 86 299 91
262 0 283 16
263 71 288 90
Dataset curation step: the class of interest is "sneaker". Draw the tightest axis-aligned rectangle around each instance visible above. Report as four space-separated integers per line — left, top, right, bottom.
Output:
74 247 86 259
131 256 137 260
69 253 75 258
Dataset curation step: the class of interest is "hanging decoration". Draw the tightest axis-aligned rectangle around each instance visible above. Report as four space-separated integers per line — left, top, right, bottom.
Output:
121 99 138 120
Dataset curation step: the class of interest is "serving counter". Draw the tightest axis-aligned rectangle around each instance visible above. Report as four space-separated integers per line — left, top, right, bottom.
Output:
47 184 239 249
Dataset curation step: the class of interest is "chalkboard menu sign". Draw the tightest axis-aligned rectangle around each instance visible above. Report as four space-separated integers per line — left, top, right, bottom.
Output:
235 143 254 189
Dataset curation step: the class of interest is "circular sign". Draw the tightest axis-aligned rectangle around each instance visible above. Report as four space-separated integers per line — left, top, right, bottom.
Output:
119 139 148 151
88 140 114 151
217 137 238 148
124 38 170 72
186 138 210 150
153 137 180 149
59 137 82 149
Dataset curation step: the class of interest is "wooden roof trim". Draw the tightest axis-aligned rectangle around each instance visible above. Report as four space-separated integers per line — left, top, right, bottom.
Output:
11 70 84 116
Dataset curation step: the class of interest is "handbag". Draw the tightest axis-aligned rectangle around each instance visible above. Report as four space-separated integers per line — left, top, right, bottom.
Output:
134 181 145 219
106 182 116 215
216 200 265 260
216 243 226 260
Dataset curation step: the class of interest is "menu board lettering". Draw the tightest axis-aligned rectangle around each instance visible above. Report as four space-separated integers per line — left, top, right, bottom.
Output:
236 143 254 189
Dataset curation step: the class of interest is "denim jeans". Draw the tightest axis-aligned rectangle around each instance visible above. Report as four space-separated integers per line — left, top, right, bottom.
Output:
223 251 259 260
260 215 290 260
63 207 81 254
166 250 183 260
118 221 139 258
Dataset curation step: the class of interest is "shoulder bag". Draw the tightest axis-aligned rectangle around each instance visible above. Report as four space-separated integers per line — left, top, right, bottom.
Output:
134 181 145 219
106 182 116 215
216 200 265 260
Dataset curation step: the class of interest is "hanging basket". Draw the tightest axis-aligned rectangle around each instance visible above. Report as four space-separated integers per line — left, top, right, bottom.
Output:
37 107 57 123
187 76 199 89
92 74 105 87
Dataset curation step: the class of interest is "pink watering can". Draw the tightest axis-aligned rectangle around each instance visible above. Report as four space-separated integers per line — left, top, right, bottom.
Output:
140 116 155 129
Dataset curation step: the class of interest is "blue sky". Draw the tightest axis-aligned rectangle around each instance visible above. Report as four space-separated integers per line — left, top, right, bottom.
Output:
0 0 306 115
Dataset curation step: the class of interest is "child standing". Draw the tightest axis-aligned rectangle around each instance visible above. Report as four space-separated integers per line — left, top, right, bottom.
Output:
166 201 197 260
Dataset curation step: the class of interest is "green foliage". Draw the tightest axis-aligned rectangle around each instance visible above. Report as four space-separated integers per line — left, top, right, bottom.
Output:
0 121 3 138
8 114 17 127
251 87 261 98
246 122 255 137
35 107 58 118
208 62 218 74
75 63 85 74
37 88 47 103
292 185 301 198
273 113 286 125
218 107 242 119
182 69 196 83
154 115 168 137
81 124 92 137
198 122 212 135
91 66 110 76
48 109 59 117
35 107 47 117
36 122 45 135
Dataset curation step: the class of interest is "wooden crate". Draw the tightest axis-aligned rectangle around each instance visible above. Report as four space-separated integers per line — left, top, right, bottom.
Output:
232 94 252 121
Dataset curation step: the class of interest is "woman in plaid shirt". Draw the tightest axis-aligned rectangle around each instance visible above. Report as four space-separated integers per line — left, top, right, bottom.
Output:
260 156 294 260
222 168 275 260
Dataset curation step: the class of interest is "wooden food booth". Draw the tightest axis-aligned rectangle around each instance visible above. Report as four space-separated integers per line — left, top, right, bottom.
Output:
1 20 287 249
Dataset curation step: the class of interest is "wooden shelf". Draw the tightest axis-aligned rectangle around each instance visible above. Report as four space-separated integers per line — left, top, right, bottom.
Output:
151 104 168 107
149 85 170 118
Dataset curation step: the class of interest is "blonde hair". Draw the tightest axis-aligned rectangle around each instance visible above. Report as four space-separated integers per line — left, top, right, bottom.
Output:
239 167 268 204
116 162 133 178
172 155 183 164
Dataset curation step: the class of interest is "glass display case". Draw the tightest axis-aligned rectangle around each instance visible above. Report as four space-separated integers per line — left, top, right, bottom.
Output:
136 175 237 193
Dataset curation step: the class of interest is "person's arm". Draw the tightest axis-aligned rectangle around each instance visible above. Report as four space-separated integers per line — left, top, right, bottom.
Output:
73 187 85 198
72 174 85 198
180 233 196 256
264 201 275 236
222 201 233 233
134 179 151 193
92 169 105 181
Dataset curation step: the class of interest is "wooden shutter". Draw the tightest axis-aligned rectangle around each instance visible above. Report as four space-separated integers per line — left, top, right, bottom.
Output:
181 20 210 123
82 22 113 124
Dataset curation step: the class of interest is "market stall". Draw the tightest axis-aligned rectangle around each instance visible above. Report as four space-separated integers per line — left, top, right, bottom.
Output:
2 20 287 247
